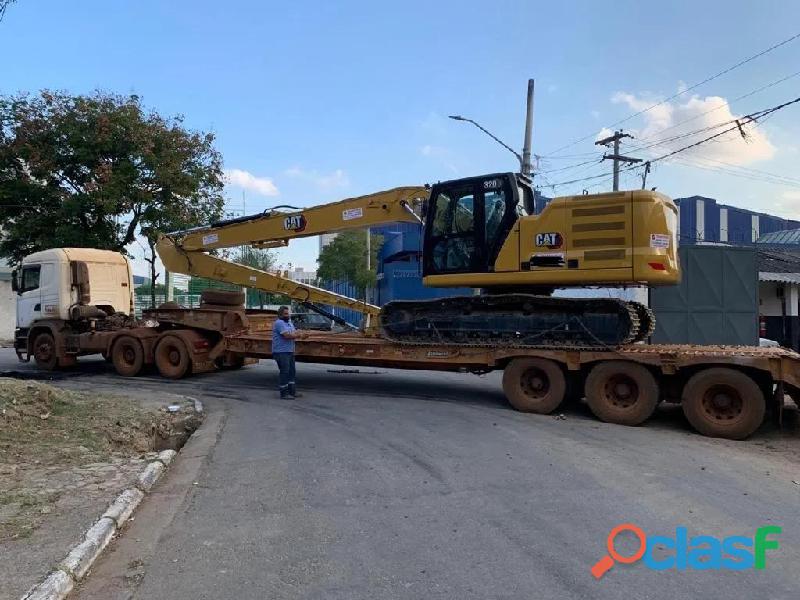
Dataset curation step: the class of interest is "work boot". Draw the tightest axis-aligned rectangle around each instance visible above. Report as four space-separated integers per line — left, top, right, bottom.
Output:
288 384 303 399
279 388 291 399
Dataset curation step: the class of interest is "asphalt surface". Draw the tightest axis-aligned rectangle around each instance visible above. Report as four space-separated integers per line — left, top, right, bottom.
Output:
2 348 799 599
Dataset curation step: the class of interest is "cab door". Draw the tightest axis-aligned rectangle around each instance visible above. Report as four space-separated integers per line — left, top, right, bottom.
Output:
16 264 42 328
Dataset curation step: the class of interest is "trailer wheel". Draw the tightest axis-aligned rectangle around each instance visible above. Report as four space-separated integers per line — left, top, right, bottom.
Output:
585 361 659 426
154 335 191 379
681 368 765 440
111 335 145 377
32 332 59 371
502 358 566 414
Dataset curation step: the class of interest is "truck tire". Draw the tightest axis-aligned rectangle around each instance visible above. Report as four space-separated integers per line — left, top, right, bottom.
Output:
154 335 191 379
111 335 145 377
32 332 59 371
585 361 659 426
502 358 566 414
200 289 245 307
681 368 765 440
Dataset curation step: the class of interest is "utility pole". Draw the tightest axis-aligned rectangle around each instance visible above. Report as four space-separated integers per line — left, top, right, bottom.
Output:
595 130 642 191
521 79 535 177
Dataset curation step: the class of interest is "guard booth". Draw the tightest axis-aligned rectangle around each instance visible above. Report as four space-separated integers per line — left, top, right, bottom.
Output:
650 245 758 346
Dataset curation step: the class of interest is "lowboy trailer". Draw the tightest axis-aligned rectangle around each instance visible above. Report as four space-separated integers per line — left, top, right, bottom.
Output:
102 305 800 441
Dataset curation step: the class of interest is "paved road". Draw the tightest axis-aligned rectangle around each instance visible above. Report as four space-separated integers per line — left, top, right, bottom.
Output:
2 349 799 599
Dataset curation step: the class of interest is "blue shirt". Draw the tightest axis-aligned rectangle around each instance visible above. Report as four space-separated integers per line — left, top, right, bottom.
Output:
273 318 296 353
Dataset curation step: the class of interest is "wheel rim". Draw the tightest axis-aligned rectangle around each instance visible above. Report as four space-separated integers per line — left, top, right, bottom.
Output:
603 374 639 408
167 347 181 366
36 339 53 362
701 384 743 421
520 367 550 399
122 345 136 365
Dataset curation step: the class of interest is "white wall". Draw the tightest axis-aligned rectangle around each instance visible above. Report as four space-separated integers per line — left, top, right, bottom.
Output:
759 281 800 317
0 279 15 341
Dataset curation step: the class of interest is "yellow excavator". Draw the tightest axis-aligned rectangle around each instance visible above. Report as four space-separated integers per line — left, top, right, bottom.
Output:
157 172 679 348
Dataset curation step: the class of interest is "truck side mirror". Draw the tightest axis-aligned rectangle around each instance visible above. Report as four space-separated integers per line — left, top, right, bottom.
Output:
71 261 91 304
11 269 18 292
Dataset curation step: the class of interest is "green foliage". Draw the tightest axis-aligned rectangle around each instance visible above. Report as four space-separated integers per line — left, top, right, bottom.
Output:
228 247 285 307
0 90 225 264
317 230 382 297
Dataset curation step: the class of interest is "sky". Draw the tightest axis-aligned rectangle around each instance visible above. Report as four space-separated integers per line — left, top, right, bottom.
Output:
2 0 800 276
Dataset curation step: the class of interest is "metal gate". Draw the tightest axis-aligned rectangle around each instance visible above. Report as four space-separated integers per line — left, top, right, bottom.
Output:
650 245 758 345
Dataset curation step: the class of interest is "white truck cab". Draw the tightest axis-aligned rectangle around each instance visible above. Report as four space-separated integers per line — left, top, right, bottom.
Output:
13 248 135 367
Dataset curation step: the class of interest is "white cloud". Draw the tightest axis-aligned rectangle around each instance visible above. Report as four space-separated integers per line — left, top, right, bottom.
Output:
419 144 458 174
772 191 800 220
606 89 776 166
284 167 350 191
224 168 279 196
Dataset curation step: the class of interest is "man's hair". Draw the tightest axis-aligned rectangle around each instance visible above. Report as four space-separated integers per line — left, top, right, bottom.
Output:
278 305 289 314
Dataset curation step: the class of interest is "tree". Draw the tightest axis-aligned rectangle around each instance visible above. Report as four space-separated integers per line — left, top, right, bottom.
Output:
317 230 383 299
231 247 283 308
0 91 225 268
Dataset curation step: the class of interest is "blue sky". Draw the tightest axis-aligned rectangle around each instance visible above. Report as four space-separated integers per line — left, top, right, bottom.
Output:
2 0 800 275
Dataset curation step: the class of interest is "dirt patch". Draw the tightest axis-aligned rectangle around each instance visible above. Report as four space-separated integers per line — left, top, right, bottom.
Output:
0 377 201 542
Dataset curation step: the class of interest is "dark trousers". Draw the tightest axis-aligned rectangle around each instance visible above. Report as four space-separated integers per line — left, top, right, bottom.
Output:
274 352 296 392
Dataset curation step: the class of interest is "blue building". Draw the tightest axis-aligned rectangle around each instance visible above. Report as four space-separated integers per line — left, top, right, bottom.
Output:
371 222 471 305
675 196 800 245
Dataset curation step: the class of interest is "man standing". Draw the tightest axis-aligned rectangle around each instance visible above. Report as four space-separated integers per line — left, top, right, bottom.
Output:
272 306 303 399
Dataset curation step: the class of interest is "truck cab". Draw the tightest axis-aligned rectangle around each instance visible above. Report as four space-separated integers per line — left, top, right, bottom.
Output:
13 248 134 367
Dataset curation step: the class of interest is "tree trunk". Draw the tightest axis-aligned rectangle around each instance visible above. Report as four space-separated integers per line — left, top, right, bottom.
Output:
148 237 158 309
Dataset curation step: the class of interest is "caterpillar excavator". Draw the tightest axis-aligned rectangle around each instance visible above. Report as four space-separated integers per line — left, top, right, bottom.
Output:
157 172 679 349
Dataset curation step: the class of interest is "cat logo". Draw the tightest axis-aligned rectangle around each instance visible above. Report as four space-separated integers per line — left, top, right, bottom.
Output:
283 214 307 232
535 232 563 249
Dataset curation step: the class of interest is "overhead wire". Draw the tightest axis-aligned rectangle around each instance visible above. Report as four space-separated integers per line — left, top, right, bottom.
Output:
541 31 800 158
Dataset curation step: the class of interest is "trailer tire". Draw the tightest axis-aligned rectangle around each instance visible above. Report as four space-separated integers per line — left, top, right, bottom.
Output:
154 335 191 379
585 361 658 426
681 368 765 440
32 332 59 371
111 335 145 377
200 289 245 307
502 358 566 414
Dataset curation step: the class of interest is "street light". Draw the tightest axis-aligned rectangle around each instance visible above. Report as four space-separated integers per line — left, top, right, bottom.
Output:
448 115 524 171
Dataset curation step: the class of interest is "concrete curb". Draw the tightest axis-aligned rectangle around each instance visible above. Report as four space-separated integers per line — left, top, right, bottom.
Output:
20 407 199 600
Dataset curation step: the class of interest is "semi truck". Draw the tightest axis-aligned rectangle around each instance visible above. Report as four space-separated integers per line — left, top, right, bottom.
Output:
10 246 800 440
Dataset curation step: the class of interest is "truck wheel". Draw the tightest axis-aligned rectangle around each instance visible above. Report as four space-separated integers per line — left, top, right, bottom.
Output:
585 361 659 426
681 368 765 440
502 358 566 414
154 335 191 379
32 332 59 371
200 289 245 307
112 336 145 377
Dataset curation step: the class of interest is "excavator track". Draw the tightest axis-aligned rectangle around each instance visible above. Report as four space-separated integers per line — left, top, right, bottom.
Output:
629 302 656 344
379 294 642 351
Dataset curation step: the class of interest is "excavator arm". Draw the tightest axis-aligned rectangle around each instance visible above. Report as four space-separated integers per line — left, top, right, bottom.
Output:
156 186 429 323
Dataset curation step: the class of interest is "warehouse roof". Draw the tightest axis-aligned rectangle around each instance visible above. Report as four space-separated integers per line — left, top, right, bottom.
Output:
758 249 800 278
757 228 800 245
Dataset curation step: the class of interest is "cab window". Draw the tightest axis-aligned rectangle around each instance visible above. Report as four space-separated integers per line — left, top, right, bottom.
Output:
21 265 41 293
484 189 506 244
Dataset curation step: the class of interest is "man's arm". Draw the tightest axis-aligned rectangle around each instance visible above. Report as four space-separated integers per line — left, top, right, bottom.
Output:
278 321 303 339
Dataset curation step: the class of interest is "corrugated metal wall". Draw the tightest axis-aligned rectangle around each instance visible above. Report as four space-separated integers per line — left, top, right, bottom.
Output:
650 245 758 345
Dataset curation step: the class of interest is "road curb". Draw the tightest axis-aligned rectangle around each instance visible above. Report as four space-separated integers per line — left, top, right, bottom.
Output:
20 410 199 600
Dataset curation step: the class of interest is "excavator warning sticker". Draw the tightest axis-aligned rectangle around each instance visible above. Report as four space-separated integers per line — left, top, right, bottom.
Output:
284 214 307 232
202 233 219 246
650 233 670 248
535 232 563 249
342 207 363 221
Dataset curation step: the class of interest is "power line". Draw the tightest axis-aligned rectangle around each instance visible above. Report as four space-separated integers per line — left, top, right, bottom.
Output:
542 31 800 157
546 94 800 190
625 69 800 152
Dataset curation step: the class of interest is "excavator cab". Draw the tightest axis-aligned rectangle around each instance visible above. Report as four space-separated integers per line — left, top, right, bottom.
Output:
423 173 531 277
